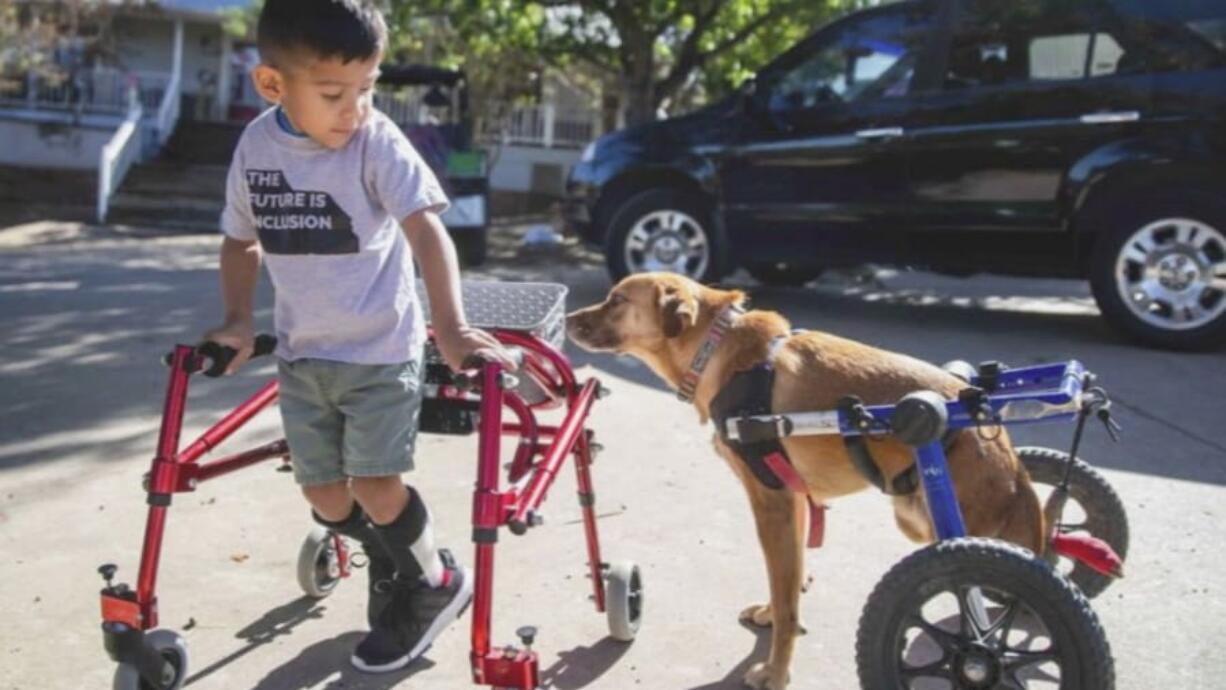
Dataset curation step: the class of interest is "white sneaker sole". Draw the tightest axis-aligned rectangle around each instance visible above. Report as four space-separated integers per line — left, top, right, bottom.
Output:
350 566 474 674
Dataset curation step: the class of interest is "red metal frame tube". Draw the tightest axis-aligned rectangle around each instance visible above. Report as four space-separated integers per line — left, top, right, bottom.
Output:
494 329 577 392
502 423 560 437
185 439 289 486
573 431 607 612
510 379 599 527
470 362 505 665
134 345 197 627
179 380 279 464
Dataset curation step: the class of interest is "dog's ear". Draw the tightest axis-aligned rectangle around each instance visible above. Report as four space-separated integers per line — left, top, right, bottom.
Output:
659 286 697 338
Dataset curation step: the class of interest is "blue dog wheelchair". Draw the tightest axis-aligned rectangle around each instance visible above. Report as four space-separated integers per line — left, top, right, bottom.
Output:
724 359 1126 689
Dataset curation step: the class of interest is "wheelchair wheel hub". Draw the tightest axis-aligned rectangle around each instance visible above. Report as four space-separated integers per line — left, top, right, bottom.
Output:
954 641 1001 688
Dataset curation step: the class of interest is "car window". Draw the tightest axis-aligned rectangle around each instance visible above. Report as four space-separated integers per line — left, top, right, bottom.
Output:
1106 0 1226 72
946 0 1139 89
766 6 934 112
1029 31 1125 80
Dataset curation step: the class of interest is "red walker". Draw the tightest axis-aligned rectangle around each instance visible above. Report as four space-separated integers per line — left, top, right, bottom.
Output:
99 282 640 690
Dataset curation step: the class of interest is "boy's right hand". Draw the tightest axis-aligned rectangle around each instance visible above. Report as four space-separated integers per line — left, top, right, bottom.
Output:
201 319 255 375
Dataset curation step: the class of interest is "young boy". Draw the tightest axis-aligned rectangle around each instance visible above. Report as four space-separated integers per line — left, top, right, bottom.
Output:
202 0 515 674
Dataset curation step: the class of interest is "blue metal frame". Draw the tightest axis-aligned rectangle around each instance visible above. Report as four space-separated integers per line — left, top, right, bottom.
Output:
840 360 1089 542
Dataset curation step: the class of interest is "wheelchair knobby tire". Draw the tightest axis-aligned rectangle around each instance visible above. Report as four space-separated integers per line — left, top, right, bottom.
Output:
1018 446 1129 598
855 537 1114 690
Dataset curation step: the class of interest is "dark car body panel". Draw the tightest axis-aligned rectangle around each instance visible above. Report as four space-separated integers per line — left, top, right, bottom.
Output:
563 0 1226 279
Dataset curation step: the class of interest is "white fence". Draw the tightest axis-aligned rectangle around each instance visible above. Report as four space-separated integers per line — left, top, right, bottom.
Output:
482 104 600 149
374 93 600 151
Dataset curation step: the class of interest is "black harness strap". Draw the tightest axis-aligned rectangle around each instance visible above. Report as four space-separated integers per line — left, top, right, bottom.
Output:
839 395 962 496
711 364 790 491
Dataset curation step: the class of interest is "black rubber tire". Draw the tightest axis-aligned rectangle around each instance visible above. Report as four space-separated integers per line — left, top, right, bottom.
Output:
112 629 189 690
1017 446 1128 599
605 188 727 283
1087 192 1226 350
747 262 824 287
856 537 1114 690
454 229 488 267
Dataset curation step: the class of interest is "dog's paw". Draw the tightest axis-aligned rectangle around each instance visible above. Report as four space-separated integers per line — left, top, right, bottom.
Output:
739 604 807 634
739 603 772 628
743 661 789 690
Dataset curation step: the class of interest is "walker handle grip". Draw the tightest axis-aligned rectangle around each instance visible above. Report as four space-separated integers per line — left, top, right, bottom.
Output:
197 334 277 377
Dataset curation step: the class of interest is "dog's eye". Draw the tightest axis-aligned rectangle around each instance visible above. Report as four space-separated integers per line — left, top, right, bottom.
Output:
608 293 626 306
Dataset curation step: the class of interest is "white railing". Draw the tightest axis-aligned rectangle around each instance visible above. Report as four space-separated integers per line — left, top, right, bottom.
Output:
0 67 170 117
374 92 425 128
97 91 143 224
154 72 180 148
481 104 600 149
375 94 600 150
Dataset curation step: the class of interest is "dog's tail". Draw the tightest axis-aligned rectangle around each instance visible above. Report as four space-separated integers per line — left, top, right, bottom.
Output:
1000 462 1047 555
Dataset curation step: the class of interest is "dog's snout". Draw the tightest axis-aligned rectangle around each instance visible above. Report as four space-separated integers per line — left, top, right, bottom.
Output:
566 314 590 336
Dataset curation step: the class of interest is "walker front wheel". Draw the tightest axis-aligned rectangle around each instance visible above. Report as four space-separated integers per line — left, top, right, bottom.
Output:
111 629 189 690
296 526 342 598
605 561 643 642
856 538 1114 690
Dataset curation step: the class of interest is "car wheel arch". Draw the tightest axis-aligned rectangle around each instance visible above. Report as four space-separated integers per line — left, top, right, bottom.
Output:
1069 162 1226 275
593 168 714 239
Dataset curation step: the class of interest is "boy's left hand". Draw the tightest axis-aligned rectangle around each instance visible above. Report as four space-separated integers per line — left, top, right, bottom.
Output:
434 325 518 372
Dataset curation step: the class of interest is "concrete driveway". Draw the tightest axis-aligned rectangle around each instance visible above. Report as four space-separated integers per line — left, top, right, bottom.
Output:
1 221 1224 689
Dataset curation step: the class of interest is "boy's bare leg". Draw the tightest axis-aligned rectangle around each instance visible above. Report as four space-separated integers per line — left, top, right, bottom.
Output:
302 480 354 521
350 476 409 525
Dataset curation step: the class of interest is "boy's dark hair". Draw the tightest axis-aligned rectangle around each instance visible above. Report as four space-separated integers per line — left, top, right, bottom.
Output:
258 0 387 67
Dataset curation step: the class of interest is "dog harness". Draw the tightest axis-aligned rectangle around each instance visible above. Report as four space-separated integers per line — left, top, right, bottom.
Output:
705 334 831 548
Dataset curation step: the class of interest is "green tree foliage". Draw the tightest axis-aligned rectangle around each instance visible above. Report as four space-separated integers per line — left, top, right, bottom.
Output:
390 1 871 125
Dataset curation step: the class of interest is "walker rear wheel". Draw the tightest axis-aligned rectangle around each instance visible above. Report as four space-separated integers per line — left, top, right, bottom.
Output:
111 629 189 690
605 561 643 642
297 526 342 598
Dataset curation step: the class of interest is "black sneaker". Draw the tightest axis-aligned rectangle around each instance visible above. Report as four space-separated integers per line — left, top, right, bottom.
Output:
350 549 473 673
363 548 396 629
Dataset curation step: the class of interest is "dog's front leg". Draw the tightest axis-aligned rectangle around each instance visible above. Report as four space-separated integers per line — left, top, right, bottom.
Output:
743 488 806 690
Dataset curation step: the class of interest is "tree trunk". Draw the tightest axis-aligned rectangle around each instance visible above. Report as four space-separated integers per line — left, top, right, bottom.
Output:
619 30 657 126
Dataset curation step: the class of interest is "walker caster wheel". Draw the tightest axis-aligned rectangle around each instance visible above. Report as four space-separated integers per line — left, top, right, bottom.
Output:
604 561 643 642
112 629 189 690
1018 446 1128 598
856 538 1114 690
297 526 342 598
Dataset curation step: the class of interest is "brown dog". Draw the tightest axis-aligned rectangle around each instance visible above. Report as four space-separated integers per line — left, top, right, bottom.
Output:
566 272 1044 690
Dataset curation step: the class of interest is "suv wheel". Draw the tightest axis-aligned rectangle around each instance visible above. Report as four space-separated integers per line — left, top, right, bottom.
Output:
1089 193 1226 350
605 189 725 283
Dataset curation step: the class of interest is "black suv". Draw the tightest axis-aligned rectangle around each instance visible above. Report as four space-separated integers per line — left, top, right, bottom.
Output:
564 0 1226 349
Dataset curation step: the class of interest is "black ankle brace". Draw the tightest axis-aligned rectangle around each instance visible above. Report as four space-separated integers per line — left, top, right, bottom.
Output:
371 486 431 580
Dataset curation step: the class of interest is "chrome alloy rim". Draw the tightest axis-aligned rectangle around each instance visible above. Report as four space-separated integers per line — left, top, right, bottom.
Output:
1114 217 1226 331
624 210 710 277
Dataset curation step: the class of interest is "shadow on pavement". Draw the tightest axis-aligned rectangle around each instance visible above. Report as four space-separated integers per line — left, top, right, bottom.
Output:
184 596 328 687
684 620 773 690
538 636 632 689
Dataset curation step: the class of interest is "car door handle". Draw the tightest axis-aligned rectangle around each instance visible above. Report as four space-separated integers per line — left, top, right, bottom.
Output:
855 127 905 140
1080 111 1140 125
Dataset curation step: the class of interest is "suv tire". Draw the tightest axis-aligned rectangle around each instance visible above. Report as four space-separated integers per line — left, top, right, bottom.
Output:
605 189 726 283
1088 191 1226 350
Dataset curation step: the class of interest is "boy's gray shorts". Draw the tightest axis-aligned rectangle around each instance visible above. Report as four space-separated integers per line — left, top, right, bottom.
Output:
277 357 423 486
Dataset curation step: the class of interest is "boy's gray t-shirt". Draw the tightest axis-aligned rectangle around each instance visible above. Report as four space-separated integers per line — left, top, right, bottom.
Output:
221 108 448 364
